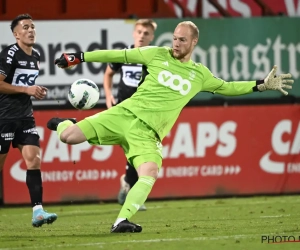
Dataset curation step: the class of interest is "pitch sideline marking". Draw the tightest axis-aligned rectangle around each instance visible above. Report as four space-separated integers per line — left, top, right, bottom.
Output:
1 233 297 250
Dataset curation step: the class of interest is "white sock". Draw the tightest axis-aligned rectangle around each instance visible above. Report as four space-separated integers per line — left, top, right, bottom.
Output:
33 205 43 212
114 218 126 227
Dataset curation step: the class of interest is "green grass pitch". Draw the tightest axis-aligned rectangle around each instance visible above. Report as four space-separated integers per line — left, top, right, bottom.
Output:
0 195 300 250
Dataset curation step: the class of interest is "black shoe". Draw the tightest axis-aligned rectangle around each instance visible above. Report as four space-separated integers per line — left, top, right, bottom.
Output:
110 219 142 233
47 117 77 131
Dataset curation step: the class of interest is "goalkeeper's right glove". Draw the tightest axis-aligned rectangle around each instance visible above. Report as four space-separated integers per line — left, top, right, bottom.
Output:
257 65 294 95
54 52 84 69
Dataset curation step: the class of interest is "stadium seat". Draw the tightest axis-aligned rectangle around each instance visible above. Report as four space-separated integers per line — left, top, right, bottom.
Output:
1 0 62 20
124 0 175 18
153 0 176 18
0 0 176 20
65 0 124 19
125 0 156 17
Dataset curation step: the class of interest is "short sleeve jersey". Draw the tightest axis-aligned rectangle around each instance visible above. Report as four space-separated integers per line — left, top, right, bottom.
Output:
0 43 40 120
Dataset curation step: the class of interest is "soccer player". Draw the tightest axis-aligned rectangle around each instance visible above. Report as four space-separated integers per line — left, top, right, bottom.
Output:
49 21 293 233
0 14 57 227
103 19 157 209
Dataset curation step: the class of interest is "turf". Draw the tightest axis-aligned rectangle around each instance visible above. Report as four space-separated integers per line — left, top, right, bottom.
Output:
0 196 300 250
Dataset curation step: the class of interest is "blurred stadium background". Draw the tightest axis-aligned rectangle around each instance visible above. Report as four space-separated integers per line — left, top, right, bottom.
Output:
0 0 299 207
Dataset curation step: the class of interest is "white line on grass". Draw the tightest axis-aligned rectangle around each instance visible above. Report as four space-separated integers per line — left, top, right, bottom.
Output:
0 233 292 250
260 214 291 218
0 206 164 217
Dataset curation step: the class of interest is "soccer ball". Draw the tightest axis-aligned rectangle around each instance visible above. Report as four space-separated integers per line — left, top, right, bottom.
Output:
68 79 100 110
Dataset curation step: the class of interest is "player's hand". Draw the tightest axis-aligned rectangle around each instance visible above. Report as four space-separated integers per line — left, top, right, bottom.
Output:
26 86 48 100
106 94 116 109
257 65 294 95
54 52 84 69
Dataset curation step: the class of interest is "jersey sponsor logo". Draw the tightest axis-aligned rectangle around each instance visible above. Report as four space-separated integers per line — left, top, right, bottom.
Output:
23 128 38 135
12 68 39 86
121 65 142 88
6 45 19 64
1 132 15 141
18 61 28 66
162 61 169 66
158 70 192 95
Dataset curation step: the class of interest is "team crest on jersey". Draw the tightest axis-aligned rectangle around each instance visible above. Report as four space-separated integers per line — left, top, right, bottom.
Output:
189 70 196 80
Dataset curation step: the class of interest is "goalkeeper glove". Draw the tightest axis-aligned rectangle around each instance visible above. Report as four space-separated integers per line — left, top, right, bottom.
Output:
257 65 294 95
54 52 84 69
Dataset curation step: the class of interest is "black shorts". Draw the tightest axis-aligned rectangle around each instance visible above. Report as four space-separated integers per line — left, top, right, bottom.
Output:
0 119 40 154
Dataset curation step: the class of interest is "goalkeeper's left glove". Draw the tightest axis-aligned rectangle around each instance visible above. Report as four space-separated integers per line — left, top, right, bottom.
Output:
54 52 84 69
257 65 294 95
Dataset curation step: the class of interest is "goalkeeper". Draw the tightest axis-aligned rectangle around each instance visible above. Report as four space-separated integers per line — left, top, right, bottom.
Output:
48 21 294 233
103 19 157 210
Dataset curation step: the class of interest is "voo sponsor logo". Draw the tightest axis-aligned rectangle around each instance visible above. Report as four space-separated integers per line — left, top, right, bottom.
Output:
158 70 191 95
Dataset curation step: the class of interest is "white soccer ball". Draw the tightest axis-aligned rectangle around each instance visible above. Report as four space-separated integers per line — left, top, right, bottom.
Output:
68 79 100 110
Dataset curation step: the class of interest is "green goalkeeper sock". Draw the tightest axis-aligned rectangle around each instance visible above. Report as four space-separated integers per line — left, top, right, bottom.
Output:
115 176 155 223
57 120 73 139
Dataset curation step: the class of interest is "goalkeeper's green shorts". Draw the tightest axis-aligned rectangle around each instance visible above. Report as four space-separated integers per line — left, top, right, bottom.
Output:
76 106 162 169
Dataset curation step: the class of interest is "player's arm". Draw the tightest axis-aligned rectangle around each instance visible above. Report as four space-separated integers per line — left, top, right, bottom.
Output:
0 53 27 94
0 74 26 94
201 65 293 96
103 64 120 108
54 46 160 68
0 74 46 99
0 51 27 94
0 52 46 98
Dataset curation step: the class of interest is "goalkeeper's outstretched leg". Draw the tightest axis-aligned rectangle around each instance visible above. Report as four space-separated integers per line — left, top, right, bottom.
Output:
47 108 161 233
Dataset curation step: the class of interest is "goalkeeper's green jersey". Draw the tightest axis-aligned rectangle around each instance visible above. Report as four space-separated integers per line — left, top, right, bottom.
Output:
85 46 256 140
